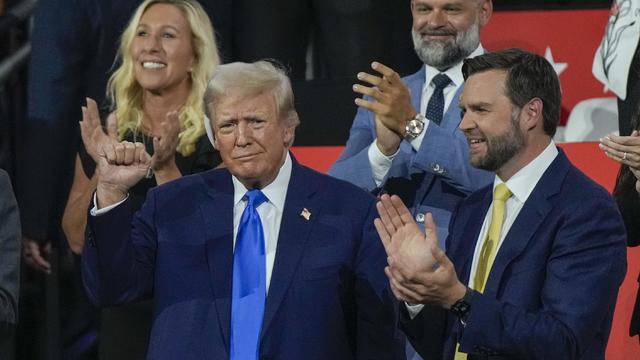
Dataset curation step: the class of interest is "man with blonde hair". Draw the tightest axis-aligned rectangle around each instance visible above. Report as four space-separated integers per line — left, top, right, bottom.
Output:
81 61 404 359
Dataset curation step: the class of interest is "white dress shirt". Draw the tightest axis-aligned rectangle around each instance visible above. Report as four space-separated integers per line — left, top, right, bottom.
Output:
467 141 558 289
368 45 485 186
407 141 559 318
231 153 291 292
91 152 293 293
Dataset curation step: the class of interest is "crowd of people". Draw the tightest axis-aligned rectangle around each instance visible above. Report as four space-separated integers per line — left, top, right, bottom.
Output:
1 0 639 359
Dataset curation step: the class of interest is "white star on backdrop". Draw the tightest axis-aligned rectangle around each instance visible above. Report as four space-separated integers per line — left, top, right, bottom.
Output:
544 47 568 76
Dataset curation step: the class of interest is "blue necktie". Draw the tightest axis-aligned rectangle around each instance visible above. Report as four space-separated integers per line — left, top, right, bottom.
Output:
230 189 268 360
425 73 452 126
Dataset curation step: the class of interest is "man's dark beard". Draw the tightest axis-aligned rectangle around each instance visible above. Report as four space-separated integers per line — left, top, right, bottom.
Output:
474 117 524 172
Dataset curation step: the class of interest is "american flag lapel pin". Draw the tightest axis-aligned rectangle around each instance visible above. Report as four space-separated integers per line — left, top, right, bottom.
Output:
300 208 311 221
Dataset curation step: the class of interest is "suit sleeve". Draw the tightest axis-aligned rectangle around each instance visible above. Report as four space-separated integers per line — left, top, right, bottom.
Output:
399 197 468 359
459 193 627 359
329 94 492 195
81 189 159 306
328 105 380 191
354 199 405 359
398 303 447 359
411 119 493 194
0 170 21 331
17 0 94 242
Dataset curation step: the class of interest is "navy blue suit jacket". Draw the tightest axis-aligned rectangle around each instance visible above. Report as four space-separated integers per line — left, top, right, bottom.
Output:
81 158 404 359
329 66 492 245
402 150 627 360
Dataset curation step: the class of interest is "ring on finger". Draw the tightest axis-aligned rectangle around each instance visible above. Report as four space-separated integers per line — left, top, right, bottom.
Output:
623 152 628 160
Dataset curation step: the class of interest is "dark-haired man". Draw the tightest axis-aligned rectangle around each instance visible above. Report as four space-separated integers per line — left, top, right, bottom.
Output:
376 48 627 359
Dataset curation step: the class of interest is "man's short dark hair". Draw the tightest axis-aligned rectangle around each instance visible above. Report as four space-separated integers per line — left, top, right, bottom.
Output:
462 48 561 137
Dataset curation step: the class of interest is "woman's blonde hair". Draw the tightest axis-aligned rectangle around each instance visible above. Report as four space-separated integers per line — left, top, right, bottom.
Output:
107 0 219 156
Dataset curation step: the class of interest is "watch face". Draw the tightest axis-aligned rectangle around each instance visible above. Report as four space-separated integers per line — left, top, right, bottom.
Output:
452 300 469 315
405 118 424 138
451 299 470 324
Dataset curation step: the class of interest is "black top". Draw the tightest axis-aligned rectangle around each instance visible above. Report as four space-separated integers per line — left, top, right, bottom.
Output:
614 37 640 337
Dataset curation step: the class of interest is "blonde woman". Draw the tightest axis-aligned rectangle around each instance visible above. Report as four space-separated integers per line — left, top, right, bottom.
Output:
62 2 220 357
64 0 221 254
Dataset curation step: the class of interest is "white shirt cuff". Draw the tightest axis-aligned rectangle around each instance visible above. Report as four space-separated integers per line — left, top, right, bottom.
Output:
409 120 429 151
90 192 129 216
368 140 399 187
405 302 425 320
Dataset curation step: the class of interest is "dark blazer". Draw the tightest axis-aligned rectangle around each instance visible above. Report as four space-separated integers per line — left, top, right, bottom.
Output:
616 172 640 337
0 169 21 359
616 37 640 337
81 158 404 359
402 150 627 360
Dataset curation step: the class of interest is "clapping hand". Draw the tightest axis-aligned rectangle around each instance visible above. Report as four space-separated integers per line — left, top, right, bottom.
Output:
600 131 640 194
375 194 438 278
150 110 181 171
600 130 640 168
353 62 416 135
374 194 466 308
353 62 417 155
79 97 118 162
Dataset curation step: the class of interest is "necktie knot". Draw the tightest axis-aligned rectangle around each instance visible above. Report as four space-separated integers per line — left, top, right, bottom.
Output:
432 73 451 90
493 183 512 203
244 189 267 209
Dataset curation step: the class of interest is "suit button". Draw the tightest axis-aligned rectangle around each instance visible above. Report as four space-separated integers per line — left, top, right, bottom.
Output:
415 213 425 223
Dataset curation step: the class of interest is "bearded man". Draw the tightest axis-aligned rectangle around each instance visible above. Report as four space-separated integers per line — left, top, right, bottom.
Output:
376 48 627 360
330 0 494 246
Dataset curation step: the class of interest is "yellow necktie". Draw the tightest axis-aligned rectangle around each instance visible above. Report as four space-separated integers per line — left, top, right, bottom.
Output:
454 183 512 360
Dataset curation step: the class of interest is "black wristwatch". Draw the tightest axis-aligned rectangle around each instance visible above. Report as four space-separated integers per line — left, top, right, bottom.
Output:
450 287 474 325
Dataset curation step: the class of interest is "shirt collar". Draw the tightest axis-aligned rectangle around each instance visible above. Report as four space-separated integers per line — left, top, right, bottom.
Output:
424 44 484 90
494 140 559 203
232 152 292 211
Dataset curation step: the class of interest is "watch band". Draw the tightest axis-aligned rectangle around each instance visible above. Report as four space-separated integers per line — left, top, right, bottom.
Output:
450 287 474 325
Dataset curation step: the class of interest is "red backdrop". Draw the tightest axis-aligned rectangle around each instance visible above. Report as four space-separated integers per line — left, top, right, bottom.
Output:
483 9 613 125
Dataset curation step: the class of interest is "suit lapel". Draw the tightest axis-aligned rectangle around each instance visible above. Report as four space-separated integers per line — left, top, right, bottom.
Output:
406 69 463 199
441 86 464 132
407 65 426 114
484 151 570 295
260 160 320 340
201 170 234 350
406 67 433 197
453 189 492 283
